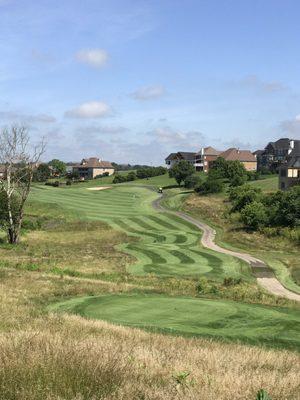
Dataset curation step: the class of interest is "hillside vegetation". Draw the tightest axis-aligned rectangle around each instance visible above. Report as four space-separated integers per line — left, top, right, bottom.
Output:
0 179 299 399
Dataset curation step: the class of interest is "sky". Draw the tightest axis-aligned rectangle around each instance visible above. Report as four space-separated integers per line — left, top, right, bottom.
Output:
0 0 300 164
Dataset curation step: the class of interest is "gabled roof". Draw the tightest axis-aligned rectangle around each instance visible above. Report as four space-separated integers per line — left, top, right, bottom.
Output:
219 148 257 162
287 142 300 168
74 157 114 169
203 146 222 156
165 152 196 161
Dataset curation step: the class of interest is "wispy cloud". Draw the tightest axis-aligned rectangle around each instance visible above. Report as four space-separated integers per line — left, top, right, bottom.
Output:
65 101 111 119
74 125 128 135
132 85 165 101
0 110 56 124
149 126 205 149
239 74 287 93
75 49 108 68
279 115 300 138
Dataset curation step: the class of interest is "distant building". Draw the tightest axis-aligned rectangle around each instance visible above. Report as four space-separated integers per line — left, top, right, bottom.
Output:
73 157 115 179
279 142 300 190
165 147 257 172
255 138 299 171
165 152 196 169
194 147 222 172
219 148 257 171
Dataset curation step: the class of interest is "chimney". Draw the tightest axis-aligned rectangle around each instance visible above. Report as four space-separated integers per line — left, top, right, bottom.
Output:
288 140 295 155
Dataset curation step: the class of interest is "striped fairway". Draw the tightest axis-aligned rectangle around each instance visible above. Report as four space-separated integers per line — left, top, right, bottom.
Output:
30 184 252 280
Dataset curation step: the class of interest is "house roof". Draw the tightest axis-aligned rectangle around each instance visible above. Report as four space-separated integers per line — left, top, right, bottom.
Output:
220 148 257 162
287 141 300 168
74 157 114 169
165 152 196 161
253 150 264 156
203 146 222 156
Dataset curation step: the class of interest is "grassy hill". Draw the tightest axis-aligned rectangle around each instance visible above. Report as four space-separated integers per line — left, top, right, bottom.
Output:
0 179 299 399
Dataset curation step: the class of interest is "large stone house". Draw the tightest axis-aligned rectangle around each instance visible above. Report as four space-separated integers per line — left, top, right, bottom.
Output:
219 148 257 171
73 157 115 179
165 146 257 172
279 142 300 190
255 138 299 171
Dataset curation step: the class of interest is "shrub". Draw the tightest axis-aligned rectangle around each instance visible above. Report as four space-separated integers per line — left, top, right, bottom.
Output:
240 201 268 229
66 180 72 186
113 174 127 184
44 181 60 187
229 185 262 212
223 277 242 286
184 174 203 189
195 178 224 195
169 161 195 186
126 171 137 181
195 277 210 294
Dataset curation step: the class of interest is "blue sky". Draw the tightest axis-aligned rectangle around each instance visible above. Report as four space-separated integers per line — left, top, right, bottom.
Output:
0 0 300 164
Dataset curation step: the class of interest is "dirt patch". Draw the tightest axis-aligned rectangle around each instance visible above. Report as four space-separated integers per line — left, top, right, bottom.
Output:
87 186 112 191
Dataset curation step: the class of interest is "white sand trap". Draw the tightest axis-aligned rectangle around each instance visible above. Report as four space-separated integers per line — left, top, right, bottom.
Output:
87 186 112 191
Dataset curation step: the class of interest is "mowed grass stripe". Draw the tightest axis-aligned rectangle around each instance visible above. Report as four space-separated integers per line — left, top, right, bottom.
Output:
30 185 252 281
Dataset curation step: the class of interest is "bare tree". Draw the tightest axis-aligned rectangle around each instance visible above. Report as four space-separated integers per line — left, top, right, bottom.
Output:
0 125 45 244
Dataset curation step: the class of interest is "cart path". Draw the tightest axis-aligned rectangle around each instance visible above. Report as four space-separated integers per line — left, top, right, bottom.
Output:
153 195 300 302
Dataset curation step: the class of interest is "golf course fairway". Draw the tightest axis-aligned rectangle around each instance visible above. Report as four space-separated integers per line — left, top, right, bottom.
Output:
30 184 251 281
50 294 300 350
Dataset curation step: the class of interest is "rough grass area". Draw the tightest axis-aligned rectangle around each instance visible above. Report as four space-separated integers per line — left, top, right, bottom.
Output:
0 268 299 400
183 192 300 294
51 293 300 351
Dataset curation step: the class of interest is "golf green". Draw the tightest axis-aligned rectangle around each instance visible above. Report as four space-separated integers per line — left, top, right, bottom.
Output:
50 293 300 350
30 184 251 281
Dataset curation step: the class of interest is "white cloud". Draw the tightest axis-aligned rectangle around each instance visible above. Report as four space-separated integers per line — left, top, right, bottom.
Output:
296 115 300 121
0 110 56 124
65 101 111 119
76 49 108 68
74 125 128 136
149 126 205 149
279 115 300 138
132 85 165 100
239 75 287 93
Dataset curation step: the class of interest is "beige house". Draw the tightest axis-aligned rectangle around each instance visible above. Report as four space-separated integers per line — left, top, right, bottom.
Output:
219 148 257 171
73 157 115 179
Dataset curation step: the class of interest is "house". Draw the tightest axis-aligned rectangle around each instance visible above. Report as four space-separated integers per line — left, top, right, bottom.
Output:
194 147 222 172
279 142 300 190
72 157 115 179
165 152 196 169
66 162 77 174
255 138 299 171
219 148 257 171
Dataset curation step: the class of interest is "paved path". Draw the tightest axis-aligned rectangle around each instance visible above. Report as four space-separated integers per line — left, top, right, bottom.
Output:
153 195 300 302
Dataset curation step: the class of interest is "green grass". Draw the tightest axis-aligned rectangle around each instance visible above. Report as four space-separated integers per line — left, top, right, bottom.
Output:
30 184 252 281
248 175 278 192
50 293 300 350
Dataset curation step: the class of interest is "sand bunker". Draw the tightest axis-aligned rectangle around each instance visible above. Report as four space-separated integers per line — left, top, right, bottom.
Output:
87 186 112 191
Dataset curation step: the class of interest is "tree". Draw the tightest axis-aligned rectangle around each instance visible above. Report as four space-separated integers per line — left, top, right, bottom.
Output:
226 160 247 186
240 201 268 230
0 125 45 244
126 171 137 181
229 185 262 212
184 174 203 189
48 159 66 175
33 163 51 182
195 178 224 195
169 160 194 186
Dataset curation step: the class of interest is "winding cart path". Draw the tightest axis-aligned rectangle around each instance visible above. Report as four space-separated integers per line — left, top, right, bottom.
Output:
153 195 300 302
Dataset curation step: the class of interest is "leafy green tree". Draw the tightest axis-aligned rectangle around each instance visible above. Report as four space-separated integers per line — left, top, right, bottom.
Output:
169 160 195 186
33 163 51 182
240 201 268 229
126 171 137 181
210 157 228 178
48 159 66 175
229 185 262 212
184 174 203 189
195 178 224 194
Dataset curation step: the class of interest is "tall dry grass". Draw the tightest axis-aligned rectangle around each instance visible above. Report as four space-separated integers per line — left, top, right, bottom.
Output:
0 314 299 400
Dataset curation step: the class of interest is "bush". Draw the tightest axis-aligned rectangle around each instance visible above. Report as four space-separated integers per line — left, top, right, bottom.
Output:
240 201 268 229
136 166 167 180
66 180 72 186
195 178 224 195
223 277 242 286
229 185 262 212
126 171 137 181
195 277 211 294
45 181 60 187
184 174 203 189
169 161 195 186
113 174 127 184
